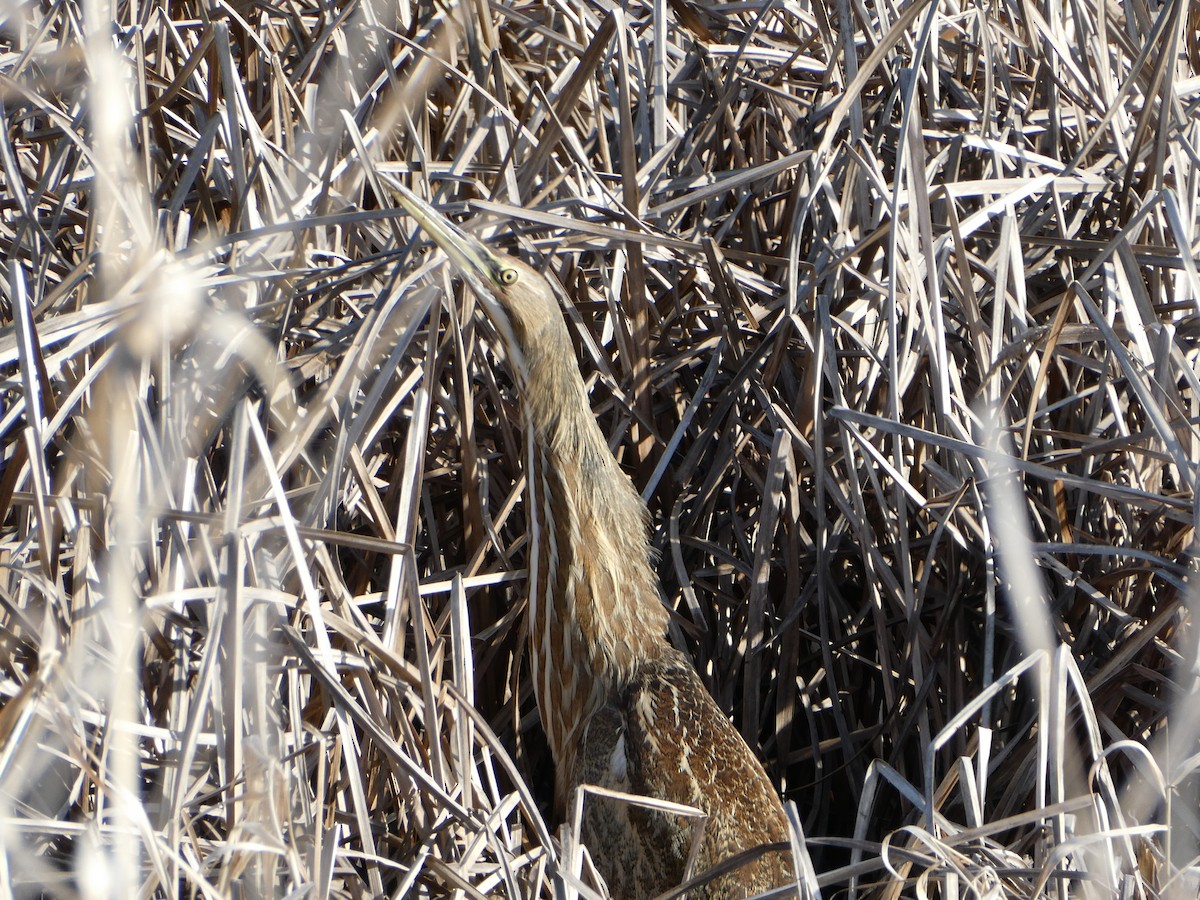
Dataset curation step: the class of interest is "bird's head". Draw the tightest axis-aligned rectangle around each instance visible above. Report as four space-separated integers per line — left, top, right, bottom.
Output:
396 185 563 382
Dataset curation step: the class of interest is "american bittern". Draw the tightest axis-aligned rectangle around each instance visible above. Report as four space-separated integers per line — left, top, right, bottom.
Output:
397 186 793 899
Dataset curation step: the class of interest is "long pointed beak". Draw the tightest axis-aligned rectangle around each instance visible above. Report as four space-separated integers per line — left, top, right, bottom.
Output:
395 184 530 381
394 184 500 302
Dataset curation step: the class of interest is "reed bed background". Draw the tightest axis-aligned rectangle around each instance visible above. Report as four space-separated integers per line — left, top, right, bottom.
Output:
1 0 1198 896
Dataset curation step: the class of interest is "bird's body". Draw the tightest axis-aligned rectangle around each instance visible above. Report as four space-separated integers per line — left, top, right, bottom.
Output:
577 655 793 897
397 187 793 898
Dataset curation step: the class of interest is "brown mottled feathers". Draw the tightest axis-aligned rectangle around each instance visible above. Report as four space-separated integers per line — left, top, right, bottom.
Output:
390 193 793 897
575 651 793 899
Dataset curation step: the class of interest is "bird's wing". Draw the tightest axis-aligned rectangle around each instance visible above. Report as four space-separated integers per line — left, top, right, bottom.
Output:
573 652 792 897
620 653 793 893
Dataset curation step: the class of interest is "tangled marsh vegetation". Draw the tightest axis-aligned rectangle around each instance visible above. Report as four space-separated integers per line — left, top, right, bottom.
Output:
1 0 1199 896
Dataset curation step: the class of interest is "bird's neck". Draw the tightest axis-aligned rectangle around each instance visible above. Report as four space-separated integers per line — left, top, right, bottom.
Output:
520 324 671 775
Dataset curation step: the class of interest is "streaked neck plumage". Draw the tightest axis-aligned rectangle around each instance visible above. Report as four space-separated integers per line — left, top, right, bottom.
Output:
516 316 670 807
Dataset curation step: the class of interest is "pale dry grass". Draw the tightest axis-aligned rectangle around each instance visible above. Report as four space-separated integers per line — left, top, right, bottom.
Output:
1 0 1198 897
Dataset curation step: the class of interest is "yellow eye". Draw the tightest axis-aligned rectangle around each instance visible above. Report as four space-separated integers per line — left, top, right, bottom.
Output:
498 267 519 286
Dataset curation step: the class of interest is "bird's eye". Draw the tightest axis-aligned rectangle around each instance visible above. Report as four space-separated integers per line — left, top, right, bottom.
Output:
498 267 519 286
